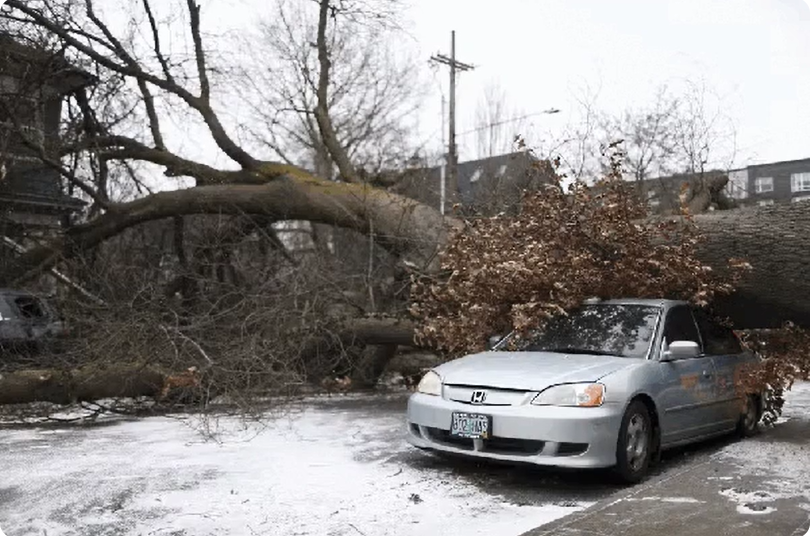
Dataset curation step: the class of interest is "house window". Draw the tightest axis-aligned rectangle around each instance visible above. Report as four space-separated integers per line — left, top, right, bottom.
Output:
754 177 773 194
758 199 774 206
469 168 483 183
725 169 749 200
791 195 810 203
497 164 507 177
791 172 810 193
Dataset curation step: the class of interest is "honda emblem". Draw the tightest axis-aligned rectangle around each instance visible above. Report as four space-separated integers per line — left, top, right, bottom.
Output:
470 390 487 405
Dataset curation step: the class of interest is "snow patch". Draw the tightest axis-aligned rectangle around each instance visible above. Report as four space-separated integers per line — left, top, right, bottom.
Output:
0 405 588 535
719 488 779 515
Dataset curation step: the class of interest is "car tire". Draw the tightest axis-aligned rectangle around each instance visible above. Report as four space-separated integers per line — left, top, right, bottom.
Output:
613 400 653 485
736 394 760 438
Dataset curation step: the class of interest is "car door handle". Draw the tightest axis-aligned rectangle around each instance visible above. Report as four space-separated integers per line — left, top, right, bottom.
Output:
702 370 713 378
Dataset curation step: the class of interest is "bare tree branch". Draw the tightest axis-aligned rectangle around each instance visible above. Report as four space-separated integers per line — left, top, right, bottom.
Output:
5 0 258 170
141 0 175 84
186 0 211 102
314 0 359 183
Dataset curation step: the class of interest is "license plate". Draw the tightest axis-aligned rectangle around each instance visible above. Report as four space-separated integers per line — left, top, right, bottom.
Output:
450 412 490 439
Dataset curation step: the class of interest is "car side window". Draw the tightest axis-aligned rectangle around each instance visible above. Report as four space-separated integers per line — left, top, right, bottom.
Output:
693 310 743 356
663 306 701 348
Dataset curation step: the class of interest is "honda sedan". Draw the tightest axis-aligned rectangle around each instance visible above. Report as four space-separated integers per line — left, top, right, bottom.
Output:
406 298 763 483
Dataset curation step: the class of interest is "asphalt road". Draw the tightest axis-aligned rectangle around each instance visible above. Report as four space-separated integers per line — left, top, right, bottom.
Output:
0 391 749 536
307 392 737 508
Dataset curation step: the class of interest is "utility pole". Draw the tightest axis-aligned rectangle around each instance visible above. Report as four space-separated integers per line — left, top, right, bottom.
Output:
431 31 474 212
439 95 446 215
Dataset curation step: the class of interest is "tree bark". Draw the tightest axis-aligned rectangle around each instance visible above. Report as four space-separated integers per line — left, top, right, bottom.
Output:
0 365 166 405
1 175 451 286
692 203 810 328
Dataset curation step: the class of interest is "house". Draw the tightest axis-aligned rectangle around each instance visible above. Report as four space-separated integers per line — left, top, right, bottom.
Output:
723 157 810 207
639 156 810 213
640 170 731 214
393 151 556 217
0 34 93 240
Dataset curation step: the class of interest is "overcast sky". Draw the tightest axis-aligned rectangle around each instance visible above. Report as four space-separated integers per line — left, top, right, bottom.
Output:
404 0 810 166
154 0 810 178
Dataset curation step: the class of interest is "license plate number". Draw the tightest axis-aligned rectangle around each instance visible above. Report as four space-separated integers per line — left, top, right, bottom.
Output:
450 412 490 439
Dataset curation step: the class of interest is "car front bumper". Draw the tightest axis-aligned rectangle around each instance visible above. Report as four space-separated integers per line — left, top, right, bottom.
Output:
406 392 624 468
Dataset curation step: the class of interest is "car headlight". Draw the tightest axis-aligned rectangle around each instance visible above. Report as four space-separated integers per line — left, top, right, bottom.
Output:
417 370 442 396
532 383 605 407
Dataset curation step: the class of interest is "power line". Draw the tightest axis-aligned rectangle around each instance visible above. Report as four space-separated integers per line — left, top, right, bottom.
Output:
457 109 561 137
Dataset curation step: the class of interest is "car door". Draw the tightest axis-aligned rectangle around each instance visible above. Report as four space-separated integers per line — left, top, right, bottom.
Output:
693 309 748 429
656 305 724 445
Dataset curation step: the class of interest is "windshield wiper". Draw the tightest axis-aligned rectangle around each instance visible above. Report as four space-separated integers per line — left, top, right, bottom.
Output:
541 347 621 357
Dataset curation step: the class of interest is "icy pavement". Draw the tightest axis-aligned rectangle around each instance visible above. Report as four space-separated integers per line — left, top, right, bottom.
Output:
523 382 810 536
711 381 810 516
0 394 601 536
3 385 808 536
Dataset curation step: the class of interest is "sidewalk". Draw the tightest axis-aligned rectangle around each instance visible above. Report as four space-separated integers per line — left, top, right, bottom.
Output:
523 383 810 536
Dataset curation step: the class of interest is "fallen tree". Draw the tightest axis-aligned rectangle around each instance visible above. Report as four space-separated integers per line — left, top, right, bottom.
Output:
692 203 810 328
0 365 167 406
0 0 808 411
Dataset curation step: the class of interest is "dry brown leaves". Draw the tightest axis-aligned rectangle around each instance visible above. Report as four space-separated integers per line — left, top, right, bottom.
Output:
410 147 750 356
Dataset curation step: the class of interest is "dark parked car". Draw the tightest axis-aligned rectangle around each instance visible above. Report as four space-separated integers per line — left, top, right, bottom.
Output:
0 289 67 354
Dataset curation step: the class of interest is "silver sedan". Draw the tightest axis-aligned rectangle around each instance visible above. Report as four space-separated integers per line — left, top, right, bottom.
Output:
406 298 764 483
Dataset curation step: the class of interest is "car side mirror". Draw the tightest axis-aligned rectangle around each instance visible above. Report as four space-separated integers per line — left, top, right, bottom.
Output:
487 335 504 350
661 340 701 361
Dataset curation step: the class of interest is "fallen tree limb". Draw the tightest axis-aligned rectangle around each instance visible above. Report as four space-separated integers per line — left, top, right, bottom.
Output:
0 365 166 405
1 174 451 286
299 316 416 382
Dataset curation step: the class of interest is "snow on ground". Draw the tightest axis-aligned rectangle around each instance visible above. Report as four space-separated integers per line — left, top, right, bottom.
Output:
0 398 593 536
714 382 810 513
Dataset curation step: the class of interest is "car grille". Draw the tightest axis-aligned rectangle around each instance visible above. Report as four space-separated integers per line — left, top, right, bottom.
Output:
423 427 546 456
443 384 529 406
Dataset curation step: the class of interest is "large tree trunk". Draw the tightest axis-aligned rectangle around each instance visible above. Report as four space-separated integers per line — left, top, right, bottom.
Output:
0 365 166 405
0 175 452 286
693 203 810 328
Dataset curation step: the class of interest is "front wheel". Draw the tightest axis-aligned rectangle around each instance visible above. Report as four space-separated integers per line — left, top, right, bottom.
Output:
613 400 653 484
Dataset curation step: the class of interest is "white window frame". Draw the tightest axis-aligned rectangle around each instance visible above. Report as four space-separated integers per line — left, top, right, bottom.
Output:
754 176 773 194
758 199 774 206
791 172 810 193
469 168 483 183
725 169 749 200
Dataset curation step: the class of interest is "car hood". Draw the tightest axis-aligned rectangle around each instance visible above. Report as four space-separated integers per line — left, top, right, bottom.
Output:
435 351 638 391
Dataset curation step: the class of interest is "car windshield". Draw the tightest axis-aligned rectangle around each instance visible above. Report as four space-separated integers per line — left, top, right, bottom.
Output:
513 304 661 359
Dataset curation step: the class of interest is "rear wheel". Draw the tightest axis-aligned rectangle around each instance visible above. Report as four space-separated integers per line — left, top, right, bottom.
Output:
736 394 760 438
613 400 653 484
